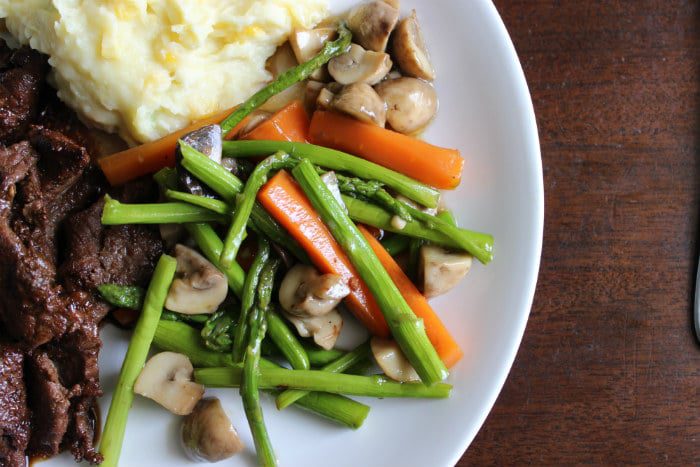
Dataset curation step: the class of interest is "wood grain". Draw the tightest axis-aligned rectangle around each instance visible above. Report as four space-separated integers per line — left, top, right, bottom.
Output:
459 1 700 464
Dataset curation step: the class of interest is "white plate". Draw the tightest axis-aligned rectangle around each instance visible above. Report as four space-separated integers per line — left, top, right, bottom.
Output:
47 0 542 465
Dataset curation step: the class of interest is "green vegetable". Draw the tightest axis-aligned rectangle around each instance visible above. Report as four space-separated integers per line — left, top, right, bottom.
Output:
292 159 447 385
220 152 293 268
380 234 411 256
276 341 370 410
97 284 144 310
219 23 352 135
196 366 452 399
232 239 270 362
101 195 225 225
221 140 440 208
99 255 177 467
185 223 246 296
333 173 412 221
201 310 236 352
304 344 346 367
160 310 209 324
407 239 424 281
289 391 369 429
164 189 230 214
153 167 178 191
267 309 310 370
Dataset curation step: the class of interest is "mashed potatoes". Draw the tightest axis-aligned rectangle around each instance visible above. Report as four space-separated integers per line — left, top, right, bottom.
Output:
0 0 327 143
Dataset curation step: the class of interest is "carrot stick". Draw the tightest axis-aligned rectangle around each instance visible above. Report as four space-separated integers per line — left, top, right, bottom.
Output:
359 225 463 367
242 100 309 143
98 108 249 186
308 111 464 189
258 170 389 337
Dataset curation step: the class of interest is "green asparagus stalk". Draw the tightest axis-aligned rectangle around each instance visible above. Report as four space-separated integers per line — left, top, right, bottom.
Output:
164 189 230 214
153 167 179 190
99 255 177 467
333 173 412 221
97 284 144 310
201 310 236 352
292 159 447 385
290 391 369 429
267 309 310 370
380 234 411 256
101 195 224 225
196 366 452 398
221 140 440 208
219 152 293 267
160 310 209 325
276 341 371 410
219 23 351 135
185 223 246 296
304 344 346 367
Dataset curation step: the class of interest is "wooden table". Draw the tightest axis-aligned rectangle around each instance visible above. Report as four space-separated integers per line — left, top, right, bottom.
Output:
459 1 700 464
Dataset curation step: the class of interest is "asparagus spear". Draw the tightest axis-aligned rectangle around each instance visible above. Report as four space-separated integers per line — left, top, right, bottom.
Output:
222 140 440 208
303 344 346 367
292 159 447 385
380 234 411 256
196 366 452 399
99 255 177 467
201 310 236 352
267 308 310 370
164 189 230 214
160 310 209 325
101 195 224 225
276 341 371 410
97 284 144 310
219 23 352 135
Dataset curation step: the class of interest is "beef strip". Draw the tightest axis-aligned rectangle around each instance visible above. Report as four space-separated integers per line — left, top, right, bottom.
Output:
0 344 29 467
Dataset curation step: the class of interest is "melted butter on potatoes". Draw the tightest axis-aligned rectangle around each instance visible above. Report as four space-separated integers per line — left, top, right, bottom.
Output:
0 0 327 143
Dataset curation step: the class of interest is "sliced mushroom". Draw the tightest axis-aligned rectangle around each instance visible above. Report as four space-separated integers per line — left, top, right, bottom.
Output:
375 77 437 134
176 125 223 197
370 337 420 382
290 27 337 81
285 308 343 350
134 352 204 415
320 171 347 211
332 83 387 127
347 1 399 52
237 110 272 137
328 44 392 85
181 398 244 462
392 10 436 80
165 244 228 315
419 244 472 298
279 264 350 317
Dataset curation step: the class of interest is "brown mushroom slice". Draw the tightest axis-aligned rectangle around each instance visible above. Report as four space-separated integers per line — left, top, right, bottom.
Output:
290 28 337 81
181 398 244 462
419 244 472 298
279 264 351 317
375 77 437 134
134 352 205 415
370 337 420 382
285 308 343 350
165 244 228 315
392 10 436 80
347 1 399 52
328 44 392 85
332 83 387 127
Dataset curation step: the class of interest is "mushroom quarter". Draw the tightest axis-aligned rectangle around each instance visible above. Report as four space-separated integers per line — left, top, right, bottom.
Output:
392 10 436 80
375 77 437 134
165 244 228 315
347 1 400 52
332 83 387 127
181 398 244 462
328 43 392 85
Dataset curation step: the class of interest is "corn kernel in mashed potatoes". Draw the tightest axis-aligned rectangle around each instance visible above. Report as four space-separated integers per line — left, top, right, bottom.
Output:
0 0 327 143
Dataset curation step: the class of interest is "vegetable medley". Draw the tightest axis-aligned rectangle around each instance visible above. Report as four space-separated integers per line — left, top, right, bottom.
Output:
96 3 494 466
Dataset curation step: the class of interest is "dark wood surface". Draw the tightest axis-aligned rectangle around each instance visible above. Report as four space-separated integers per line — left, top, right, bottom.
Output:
459 1 700 464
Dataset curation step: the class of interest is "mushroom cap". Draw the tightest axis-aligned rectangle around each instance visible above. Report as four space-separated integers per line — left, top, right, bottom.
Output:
285 308 344 350
279 264 350 317
392 10 436 81
333 83 387 127
370 337 420 382
375 77 437 134
134 352 205 415
328 44 392 85
165 244 228 315
181 398 244 463
419 244 472 298
347 1 400 52
290 27 337 81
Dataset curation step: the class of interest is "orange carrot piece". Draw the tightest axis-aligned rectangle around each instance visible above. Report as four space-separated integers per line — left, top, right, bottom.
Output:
98 107 249 186
308 110 464 189
258 170 390 337
242 100 309 143
359 225 464 367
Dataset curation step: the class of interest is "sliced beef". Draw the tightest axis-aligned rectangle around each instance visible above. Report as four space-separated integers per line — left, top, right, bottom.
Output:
0 43 47 144
0 344 29 467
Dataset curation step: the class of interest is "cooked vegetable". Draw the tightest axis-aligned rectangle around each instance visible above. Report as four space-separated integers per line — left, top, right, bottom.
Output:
185 223 246 297
279 264 350 317
154 319 235 368
241 100 310 142
222 140 440 208
375 77 437 134
97 284 145 310
328 43 392 85
309 110 463 189
196 366 452 398
292 159 447 385
267 309 311 369
200 309 236 352
392 10 435 80
164 189 230 215
370 337 420 382
419 244 473 298
276 341 371 410
101 196 225 225
304 344 346 367
360 226 463 367
347 1 399 52
165 245 228 315
258 170 389 337
289 27 337 80
284 308 343 350
133 352 205 415
220 23 352 136
181 398 245 462
176 124 224 198
380 234 411 256
332 83 387 126
100 254 177 467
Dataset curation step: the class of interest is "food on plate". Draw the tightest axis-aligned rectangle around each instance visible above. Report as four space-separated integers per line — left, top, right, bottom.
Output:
0 2 496 466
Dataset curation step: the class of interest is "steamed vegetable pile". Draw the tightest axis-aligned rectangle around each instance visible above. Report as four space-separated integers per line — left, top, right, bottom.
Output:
97 3 494 466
